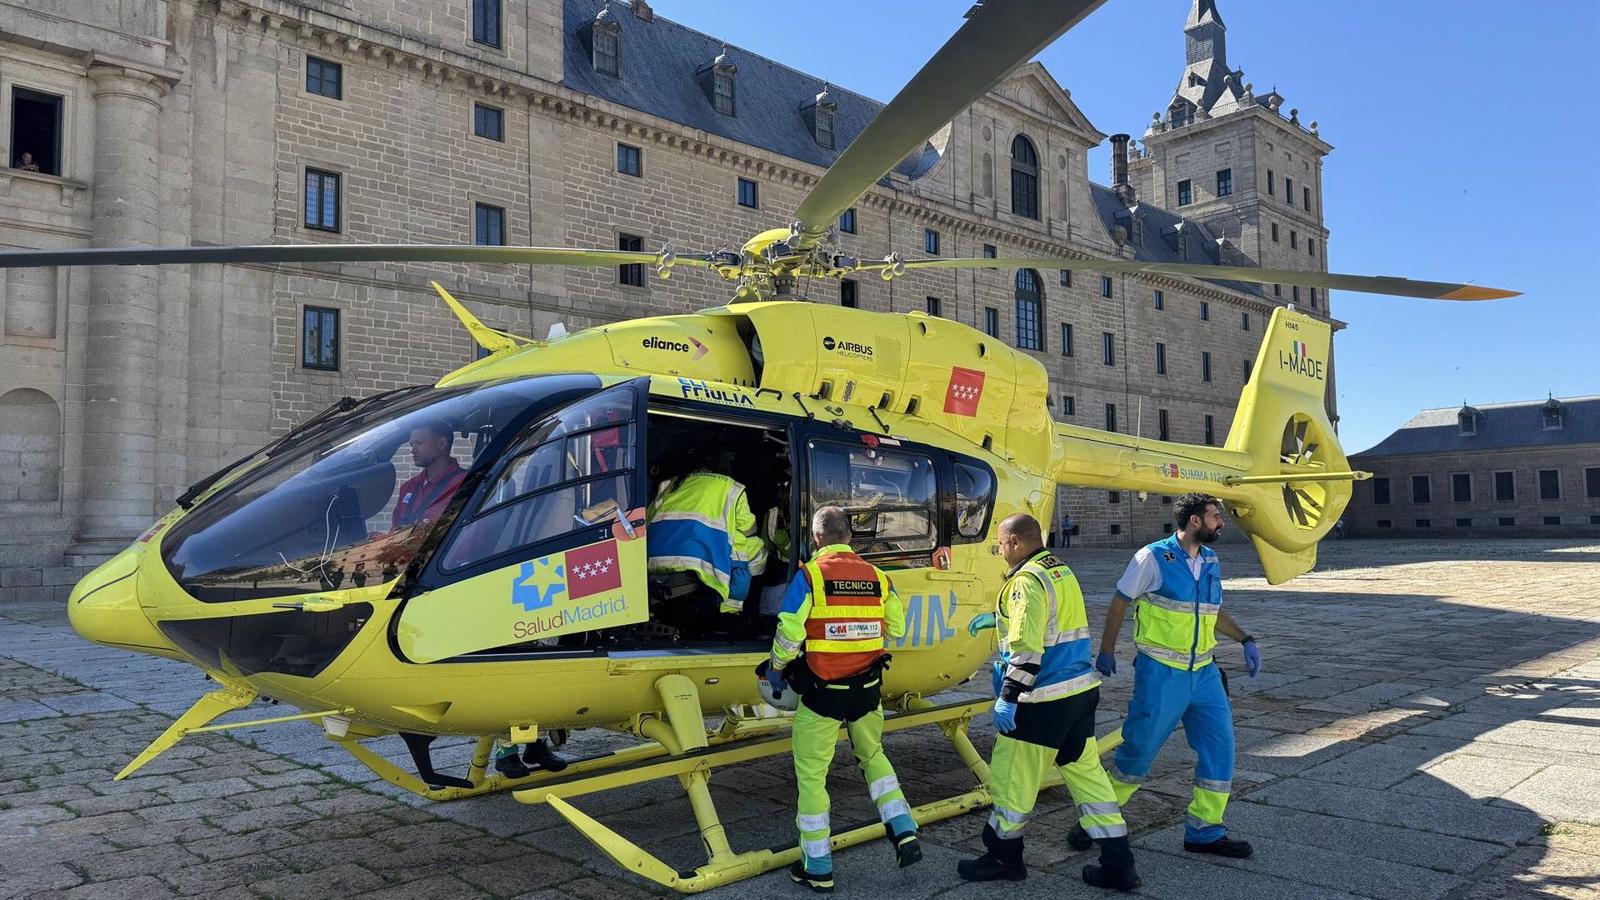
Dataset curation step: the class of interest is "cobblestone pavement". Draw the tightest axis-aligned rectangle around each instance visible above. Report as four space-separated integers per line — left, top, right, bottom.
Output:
3 539 1599 899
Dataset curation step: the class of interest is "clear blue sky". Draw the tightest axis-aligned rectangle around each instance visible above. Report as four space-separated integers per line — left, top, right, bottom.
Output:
654 0 1599 453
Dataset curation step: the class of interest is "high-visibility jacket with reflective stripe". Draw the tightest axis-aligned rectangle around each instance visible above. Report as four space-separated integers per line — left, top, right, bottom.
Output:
646 472 768 601
997 549 1099 703
770 544 906 681
1131 534 1222 671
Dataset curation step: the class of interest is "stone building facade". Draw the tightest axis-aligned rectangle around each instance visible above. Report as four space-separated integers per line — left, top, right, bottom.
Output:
1346 397 1600 538
0 0 1333 600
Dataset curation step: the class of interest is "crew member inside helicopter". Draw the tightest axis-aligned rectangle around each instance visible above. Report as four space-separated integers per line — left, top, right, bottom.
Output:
646 450 769 620
391 420 468 530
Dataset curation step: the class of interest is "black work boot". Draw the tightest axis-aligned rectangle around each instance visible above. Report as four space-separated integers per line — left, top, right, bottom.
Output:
1185 835 1254 858
956 824 1027 882
522 737 569 773
788 861 834 893
893 832 923 869
1082 835 1141 892
1067 821 1094 851
493 749 531 779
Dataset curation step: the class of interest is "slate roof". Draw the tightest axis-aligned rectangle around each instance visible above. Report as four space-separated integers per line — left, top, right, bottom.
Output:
1088 184 1264 296
562 0 934 178
1353 396 1600 458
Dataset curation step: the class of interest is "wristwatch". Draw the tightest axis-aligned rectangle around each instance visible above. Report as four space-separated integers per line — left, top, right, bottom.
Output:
1239 633 1256 645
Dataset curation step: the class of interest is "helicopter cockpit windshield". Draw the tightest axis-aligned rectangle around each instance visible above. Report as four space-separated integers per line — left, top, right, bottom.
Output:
161 375 598 602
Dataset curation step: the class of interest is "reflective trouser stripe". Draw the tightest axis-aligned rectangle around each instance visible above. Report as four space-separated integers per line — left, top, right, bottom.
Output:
1107 762 1144 806
1059 736 1129 840
793 699 914 871
1135 642 1214 669
1196 777 1232 793
1189 785 1230 828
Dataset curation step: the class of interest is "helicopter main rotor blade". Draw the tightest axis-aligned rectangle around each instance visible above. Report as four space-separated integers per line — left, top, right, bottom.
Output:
873 256 1519 301
0 244 715 270
790 0 1108 245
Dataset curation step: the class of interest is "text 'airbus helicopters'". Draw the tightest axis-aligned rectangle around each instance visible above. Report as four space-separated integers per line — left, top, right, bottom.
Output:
4 0 1516 891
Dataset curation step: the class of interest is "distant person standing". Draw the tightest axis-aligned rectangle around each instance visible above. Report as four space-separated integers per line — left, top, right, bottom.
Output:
1060 513 1074 549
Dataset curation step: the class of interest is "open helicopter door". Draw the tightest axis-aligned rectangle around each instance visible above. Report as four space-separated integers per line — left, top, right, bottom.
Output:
396 379 651 663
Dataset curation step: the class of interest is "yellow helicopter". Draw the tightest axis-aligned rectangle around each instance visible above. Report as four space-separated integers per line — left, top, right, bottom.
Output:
4 0 1516 892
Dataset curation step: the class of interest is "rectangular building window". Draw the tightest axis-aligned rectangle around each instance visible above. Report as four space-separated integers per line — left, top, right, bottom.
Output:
303 168 341 232
617 232 644 287
1204 414 1215 446
1242 359 1251 383
301 306 340 370
925 295 941 317
982 243 997 259
737 177 759 208
1102 332 1115 366
1271 222 1279 242
1495 470 1515 501
713 70 736 115
1377 519 1392 529
1016 296 1042 351
1154 289 1164 310
1416 519 1431 529
1544 515 1562 526
1373 477 1391 504
984 306 999 338
1105 403 1118 433
1110 523 1121 536
472 0 501 48
1100 275 1113 298
1062 395 1075 416
1412 474 1431 504
1499 517 1516 527
616 142 642 176
1290 230 1299 249
474 103 505 141
1060 322 1073 356
1586 466 1600 498
1310 287 1319 308
1177 178 1192 206
1539 469 1561 500
839 208 857 234
1108 491 1121 504
1216 168 1232 197
1452 473 1472 503
1059 269 1071 288
1155 342 1166 375
1293 286 1301 303
1200 300 1210 321
1158 408 1170 441
1201 351 1212 382
1456 518 1471 528
924 228 941 255
1285 176 1294 205
306 56 343 100
474 202 505 246
840 279 857 308
593 24 619 75
1267 170 1275 195
1308 238 1317 257
10 87 65 176
1304 186 1313 211
1241 311 1250 331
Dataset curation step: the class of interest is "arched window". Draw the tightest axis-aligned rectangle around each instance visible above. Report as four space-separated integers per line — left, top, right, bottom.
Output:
980 152 993 197
0 388 61 503
1014 269 1043 351
1010 135 1039 219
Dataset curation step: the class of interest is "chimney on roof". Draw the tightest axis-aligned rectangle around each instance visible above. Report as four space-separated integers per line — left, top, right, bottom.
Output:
631 0 653 21
1110 133 1136 204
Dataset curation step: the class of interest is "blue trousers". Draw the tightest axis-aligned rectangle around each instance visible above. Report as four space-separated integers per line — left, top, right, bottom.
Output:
1108 654 1235 843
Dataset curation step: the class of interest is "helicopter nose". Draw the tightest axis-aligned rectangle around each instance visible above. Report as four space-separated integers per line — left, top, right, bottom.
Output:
67 548 180 657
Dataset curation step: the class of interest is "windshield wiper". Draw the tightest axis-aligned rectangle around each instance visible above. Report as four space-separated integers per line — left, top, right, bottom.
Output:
175 385 430 509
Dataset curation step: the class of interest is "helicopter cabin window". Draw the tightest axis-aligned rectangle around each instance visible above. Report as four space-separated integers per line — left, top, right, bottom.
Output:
474 103 504 141
954 461 996 544
617 233 644 287
924 228 940 255
10 87 63 176
303 168 340 232
839 208 857 234
1014 269 1043 351
475 203 506 246
472 0 501 48
440 387 637 573
305 56 342 100
840 280 858 308
301 306 340 371
807 440 937 563
1010 134 1040 220
736 177 759 209
984 306 999 338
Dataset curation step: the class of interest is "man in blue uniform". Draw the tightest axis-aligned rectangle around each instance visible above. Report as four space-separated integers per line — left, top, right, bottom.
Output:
1077 493 1261 858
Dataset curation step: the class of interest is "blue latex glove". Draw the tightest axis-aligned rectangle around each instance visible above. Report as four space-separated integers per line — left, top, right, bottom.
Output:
991 660 1004 696
1095 651 1117 677
992 699 1018 734
1242 640 1262 677
766 666 789 694
968 613 997 637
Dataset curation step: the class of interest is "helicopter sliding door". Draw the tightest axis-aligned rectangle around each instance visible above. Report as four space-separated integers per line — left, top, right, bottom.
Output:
395 379 650 663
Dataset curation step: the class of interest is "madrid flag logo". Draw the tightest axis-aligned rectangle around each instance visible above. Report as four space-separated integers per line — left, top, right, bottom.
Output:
944 367 986 417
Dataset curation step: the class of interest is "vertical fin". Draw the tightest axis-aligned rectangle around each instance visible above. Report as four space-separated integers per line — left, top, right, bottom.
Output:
430 280 531 354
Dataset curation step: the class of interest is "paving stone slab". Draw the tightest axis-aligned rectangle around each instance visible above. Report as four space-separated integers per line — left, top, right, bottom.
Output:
1497 766 1600 826
1248 777 1545 846
1392 754 1548 802
1218 800 1506 875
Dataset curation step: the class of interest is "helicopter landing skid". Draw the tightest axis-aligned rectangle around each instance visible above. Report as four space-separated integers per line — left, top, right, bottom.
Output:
503 674 1122 894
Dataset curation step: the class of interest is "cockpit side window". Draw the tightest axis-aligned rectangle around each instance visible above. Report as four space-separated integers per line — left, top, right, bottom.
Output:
807 439 937 565
438 387 636 573
952 460 996 543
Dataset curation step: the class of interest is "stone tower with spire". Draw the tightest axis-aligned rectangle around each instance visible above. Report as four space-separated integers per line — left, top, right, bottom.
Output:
1124 0 1333 314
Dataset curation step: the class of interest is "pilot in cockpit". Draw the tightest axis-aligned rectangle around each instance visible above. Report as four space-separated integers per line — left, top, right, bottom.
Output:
392 420 468 531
